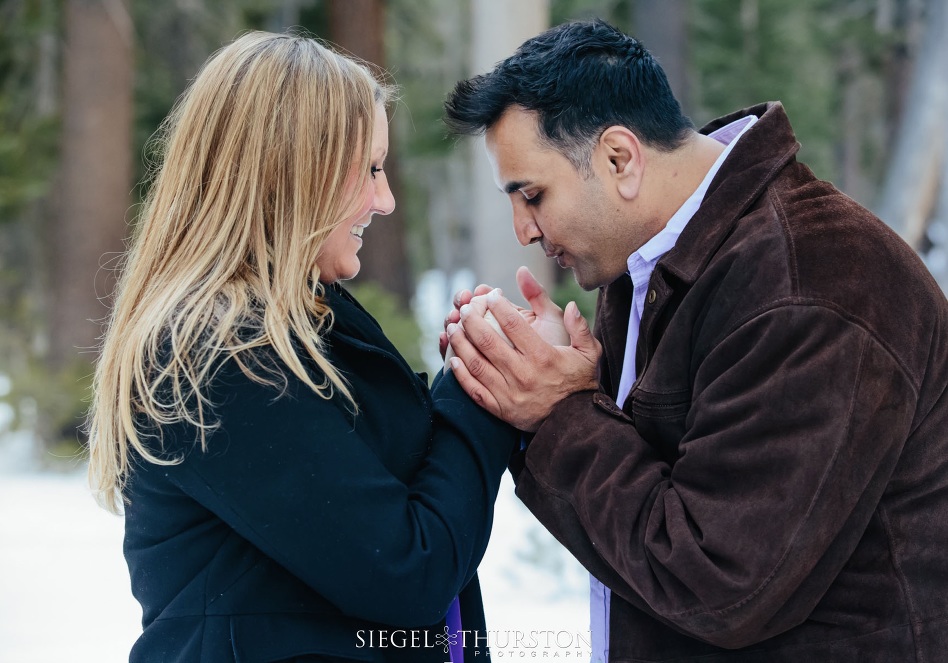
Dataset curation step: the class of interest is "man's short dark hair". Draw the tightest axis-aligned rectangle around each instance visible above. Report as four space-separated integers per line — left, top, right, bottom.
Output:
444 19 694 173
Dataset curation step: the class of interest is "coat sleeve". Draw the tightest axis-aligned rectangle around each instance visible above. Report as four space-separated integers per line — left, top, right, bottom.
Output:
158 368 517 628
514 303 916 648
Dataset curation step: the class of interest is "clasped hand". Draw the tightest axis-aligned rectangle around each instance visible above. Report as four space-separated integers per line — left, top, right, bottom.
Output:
440 267 601 432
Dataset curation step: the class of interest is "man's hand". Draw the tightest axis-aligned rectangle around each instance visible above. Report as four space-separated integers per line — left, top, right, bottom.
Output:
441 266 570 359
512 266 569 346
446 288 601 432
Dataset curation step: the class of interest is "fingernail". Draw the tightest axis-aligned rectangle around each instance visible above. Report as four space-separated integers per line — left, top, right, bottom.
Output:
447 323 458 335
459 304 471 316
487 288 501 303
572 301 581 318
450 357 460 370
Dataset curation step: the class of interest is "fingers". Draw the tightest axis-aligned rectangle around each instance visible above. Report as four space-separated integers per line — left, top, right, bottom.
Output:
449 301 599 431
447 356 502 419
443 308 461 333
564 301 602 360
456 301 518 366
516 266 544 302
516 266 561 317
452 284 493 310
477 289 545 355
439 331 449 360
452 288 473 311
447 320 509 395
447 284 496 332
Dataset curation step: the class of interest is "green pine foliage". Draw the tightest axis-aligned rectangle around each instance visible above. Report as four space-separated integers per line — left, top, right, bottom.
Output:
0 0 59 220
691 0 894 187
346 281 426 373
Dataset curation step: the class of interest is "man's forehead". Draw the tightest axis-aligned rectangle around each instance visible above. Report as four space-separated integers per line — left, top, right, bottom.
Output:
487 106 542 144
484 136 532 193
485 109 543 169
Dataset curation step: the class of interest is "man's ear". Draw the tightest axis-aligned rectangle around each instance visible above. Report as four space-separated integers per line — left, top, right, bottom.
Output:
599 126 644 201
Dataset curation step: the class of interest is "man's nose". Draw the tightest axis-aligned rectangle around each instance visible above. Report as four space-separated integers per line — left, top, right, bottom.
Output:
512 206 541 247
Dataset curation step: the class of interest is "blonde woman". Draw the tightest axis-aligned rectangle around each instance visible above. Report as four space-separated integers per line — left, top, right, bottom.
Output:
87 32 517 662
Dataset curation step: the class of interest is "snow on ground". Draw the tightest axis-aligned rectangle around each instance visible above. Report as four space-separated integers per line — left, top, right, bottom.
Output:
0 438 589 661
0 462 142 661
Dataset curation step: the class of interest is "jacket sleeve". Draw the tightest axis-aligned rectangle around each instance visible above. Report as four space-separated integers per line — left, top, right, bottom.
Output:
514 303 916 648
158 368 517 628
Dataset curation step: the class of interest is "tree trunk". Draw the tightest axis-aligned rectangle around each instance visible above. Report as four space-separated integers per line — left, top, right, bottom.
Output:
874 0 948 248
633 0 690 111
467 0 553 304
927 123 948 290
49 0 134 369
328 0 414 306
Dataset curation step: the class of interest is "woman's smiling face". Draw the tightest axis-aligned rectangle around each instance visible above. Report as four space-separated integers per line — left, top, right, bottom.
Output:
317 104 395 284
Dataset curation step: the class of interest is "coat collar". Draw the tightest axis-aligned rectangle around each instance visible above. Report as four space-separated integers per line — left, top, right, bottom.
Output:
321 282 423 382
657 101 800 286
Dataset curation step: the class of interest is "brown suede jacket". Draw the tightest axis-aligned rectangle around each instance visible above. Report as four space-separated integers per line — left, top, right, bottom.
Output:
513 102 948 662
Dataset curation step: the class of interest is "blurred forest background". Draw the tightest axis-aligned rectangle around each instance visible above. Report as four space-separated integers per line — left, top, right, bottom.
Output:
1 0 947 465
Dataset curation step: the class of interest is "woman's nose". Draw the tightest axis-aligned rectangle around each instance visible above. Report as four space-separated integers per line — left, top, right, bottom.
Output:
372 174 396 215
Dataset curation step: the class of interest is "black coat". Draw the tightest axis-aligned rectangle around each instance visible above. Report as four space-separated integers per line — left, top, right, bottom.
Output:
124 283 518 662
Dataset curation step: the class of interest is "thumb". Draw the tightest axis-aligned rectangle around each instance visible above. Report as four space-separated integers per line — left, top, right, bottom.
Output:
564 301 597 355
517 266 560 316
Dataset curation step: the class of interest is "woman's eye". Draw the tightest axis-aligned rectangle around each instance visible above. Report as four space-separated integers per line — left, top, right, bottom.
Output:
370 165 384 179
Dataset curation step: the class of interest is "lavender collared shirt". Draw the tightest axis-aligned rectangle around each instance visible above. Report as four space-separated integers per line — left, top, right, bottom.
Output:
589 115 758 663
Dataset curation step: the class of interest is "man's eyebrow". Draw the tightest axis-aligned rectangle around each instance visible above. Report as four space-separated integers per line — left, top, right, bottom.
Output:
504 180 529 194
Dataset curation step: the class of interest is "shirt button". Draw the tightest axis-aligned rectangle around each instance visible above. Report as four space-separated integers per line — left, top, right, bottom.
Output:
647 289 657 304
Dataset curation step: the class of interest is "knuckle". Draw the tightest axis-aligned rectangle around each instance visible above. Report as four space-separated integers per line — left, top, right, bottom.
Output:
467 356 487 378
475 328 498 352
536 350 556 371
499 312 520 335
469 388 487 406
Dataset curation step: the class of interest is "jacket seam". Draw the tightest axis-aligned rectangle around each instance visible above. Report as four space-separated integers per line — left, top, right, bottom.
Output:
878 505 922 660
697 298 919 400
768 185 800 296
205 535 267 608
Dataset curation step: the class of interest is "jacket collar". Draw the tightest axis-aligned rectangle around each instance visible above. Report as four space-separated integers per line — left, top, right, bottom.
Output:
656 101 800 286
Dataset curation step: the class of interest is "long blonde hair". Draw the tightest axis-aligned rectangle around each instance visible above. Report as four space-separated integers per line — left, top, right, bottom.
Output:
87 32 391 513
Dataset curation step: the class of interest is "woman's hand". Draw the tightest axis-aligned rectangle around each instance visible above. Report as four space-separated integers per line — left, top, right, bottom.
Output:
463 268 570 347
441 284 493 363
442 267 569 370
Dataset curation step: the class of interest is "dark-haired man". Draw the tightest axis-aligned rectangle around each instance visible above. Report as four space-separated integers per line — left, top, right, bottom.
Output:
442 18 948 663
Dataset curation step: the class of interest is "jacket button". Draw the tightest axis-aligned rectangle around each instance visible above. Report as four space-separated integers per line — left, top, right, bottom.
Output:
647 289 657 304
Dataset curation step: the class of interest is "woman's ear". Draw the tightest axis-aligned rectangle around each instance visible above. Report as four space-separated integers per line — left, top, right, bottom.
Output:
599 126 644 201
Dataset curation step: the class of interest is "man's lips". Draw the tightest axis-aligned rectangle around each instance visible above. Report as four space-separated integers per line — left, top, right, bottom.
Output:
543 244 567 266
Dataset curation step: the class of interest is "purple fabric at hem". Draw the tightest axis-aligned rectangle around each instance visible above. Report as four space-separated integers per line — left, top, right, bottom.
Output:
447 595 463 663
